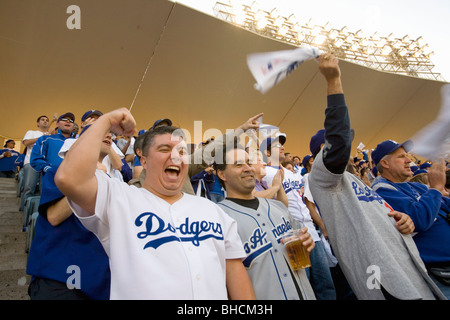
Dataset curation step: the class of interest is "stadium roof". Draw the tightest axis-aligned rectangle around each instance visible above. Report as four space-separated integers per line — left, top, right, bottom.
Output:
1 0 447 157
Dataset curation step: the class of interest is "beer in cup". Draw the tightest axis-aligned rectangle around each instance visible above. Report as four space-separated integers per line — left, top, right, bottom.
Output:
280 229 311 270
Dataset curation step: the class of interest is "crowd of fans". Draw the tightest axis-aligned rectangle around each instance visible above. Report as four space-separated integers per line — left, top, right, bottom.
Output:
1 53 450 300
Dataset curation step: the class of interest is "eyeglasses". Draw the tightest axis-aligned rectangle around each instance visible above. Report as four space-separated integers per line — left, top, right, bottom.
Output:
271 143 283 148
60 118 74 123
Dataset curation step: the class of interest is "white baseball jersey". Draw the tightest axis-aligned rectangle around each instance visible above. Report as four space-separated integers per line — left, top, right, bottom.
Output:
69 170 246 300
263 166 320 242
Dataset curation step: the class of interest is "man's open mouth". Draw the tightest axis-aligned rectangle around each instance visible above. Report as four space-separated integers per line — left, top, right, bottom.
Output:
165 165 180 176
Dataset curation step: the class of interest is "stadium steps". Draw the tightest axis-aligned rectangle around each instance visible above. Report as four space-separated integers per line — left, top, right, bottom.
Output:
0 178 30 300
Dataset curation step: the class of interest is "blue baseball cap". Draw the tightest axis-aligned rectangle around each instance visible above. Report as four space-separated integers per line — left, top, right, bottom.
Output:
310 128 354 156
151 118 172 130
420 162 431 170
413 169 427 176
57 112 75 122
259 135 286 153
358 160 367 167
371 139 413 166
310 129 325 156
81 110 103 122
302 155 312 167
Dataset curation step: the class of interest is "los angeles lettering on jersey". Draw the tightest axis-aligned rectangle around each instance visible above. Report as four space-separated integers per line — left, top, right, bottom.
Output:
135 212 224 249
351 181 384 204
242 217 292 267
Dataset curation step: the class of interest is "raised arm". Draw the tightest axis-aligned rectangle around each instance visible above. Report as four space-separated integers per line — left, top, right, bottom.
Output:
55 108 136 215
319 54 343 95
189 113 263 176
318 54 352 174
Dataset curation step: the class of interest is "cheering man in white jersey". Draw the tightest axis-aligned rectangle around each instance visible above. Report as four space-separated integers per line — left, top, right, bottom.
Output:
55 109 255 300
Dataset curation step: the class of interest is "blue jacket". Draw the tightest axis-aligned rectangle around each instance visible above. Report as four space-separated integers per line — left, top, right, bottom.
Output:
26 167 111 299
30 130 69 173
0 148 20 172
190 170 215 199
373 177 450 264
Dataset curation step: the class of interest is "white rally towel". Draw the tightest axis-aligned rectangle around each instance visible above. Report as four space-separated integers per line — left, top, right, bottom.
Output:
410 84 450 159
247 47 321 94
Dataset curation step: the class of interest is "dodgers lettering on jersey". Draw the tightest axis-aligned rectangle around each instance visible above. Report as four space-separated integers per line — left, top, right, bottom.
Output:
135 212 224 250
282 177 303 194
242 217 292 268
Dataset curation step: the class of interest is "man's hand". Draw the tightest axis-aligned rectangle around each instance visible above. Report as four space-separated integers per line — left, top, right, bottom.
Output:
299 227 315 252
205 166 214 175
271 169 283 189
106 108 137 137
237 113 264 132
388 211 415 235
318 53 343 95
427 159 446 194
81 116 97 130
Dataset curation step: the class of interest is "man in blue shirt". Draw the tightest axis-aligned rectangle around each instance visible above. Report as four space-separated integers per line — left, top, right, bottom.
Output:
0 140 20 178
30 112 75 174
372 140 450 298
26 167 111 299
26 126 112 299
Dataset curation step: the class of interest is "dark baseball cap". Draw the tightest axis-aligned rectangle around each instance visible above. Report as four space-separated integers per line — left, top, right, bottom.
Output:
57 112 75 122
309 129 325 156
81 110 103 122
151 118 172 130
371 139 413 166
259 135 286 153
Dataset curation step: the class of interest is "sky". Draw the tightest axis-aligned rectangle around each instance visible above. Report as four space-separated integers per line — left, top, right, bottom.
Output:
175 0 450 81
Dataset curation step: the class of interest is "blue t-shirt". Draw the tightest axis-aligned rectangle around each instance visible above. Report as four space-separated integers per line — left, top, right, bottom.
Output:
26 167 111 299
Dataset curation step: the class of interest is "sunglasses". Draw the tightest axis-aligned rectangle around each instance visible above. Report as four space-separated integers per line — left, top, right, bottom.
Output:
60 118 74 123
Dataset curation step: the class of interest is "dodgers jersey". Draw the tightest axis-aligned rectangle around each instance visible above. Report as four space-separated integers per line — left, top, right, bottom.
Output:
218 198 315 300
263 166 320 242
309 148 442 300
69 170 246 300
